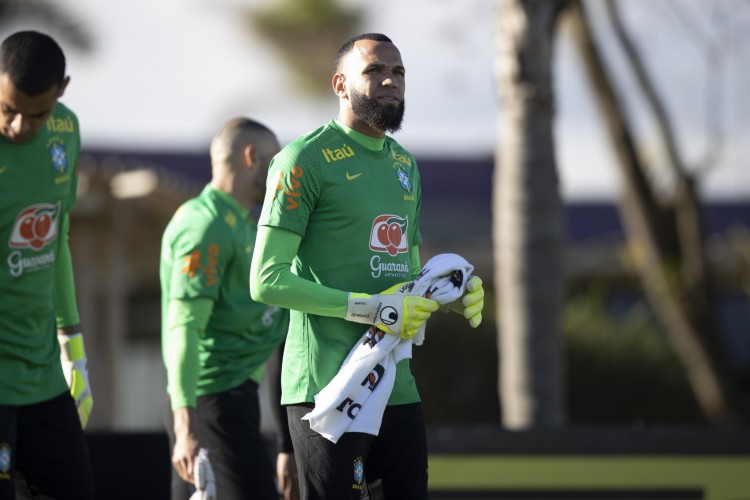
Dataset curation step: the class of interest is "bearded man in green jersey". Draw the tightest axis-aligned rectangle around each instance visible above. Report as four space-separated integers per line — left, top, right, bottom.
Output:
250 33 485 499
161 117 298 500
0 31 94 499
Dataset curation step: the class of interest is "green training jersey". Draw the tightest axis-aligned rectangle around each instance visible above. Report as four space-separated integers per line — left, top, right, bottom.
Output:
161 185 287 401
259 119 423 405
0 103 80 405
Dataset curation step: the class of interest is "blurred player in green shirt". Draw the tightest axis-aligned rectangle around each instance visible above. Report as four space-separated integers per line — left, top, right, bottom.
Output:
161 117 297 499
0 31 94 499
250 33 484 499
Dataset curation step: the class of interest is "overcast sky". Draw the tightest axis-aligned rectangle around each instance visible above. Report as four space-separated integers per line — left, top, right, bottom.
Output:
4 0 749 200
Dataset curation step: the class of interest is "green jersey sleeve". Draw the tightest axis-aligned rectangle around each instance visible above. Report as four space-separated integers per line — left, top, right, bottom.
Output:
165 206 231 301
55 145 81 329
259 132 322 237
251 226 425 312
54 213 80 328
250 225 348 317
164 297 213 409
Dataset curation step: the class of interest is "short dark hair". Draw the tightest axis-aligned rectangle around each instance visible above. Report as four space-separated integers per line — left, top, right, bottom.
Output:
218 117 275 141
0 31 66 96
210 116 277 164
334 33 393 73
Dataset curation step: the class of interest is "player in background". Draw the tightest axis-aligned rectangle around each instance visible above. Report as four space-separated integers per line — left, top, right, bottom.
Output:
160 117 298 500
250 33 484 499
266 342 299 500
0 30 94 499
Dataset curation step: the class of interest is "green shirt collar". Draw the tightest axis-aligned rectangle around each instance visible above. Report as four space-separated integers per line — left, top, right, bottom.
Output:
332 119 385 151
204 184 249 220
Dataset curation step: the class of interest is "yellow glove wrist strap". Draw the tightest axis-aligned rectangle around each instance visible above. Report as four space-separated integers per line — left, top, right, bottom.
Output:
59 332 86 362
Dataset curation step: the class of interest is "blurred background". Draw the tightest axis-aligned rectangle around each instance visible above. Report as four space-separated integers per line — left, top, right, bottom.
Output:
5 0 750 496
3 1 750 495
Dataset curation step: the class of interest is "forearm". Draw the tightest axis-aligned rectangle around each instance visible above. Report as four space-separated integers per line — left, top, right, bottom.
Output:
164 298 213 409
250 225 349 318
171 405 202 484
172 406 199 436
55 216 81 329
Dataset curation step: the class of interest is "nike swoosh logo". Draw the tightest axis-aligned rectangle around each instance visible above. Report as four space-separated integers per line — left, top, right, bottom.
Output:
346 172 363 181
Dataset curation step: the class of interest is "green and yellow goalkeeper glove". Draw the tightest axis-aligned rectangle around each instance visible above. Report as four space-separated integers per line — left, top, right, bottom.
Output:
346 282 439 340
59 333 94 429
462 276 484 328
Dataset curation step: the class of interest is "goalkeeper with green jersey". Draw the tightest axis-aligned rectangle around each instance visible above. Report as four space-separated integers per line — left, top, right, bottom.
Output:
250 33 484 499
160 118 297 500
0 31 94 499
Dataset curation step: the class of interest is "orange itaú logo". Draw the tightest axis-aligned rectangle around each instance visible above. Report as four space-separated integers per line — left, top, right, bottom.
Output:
180 244 219 285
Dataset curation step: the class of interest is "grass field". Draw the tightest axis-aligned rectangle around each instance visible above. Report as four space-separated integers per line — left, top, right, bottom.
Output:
427 454 750 500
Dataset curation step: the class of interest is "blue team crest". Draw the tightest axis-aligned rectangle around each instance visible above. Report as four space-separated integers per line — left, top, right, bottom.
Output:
49 142 68 173
0 443 11 475
353 457 364 485
395 167 412 193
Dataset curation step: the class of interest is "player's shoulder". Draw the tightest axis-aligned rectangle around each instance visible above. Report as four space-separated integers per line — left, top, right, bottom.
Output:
53 101 76 117
284 122 336 152
385 136 417 167
168 194 220 234
384 135 411 154
51 102 79 125
165 203 227 254
43 102 80 137
274 121 339 169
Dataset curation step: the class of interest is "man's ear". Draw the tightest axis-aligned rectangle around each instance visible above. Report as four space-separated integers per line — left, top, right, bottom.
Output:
243 144 255 169
332 73 347 98
58 76 70 98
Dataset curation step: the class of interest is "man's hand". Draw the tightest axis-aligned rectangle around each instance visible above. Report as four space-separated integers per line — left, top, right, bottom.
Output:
346 283 439 340
172 407 202 484
277 451 299 500
58 332 93 428
189 448 216 500
462 276 484 328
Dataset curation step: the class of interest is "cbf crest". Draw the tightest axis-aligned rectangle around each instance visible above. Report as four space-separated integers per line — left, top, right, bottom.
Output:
395 167 412 193
353 457 364 486
47 139 68 174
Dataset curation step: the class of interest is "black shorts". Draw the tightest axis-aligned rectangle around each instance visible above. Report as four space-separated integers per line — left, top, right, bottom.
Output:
165 379 277 500
288 402 428 500
0 391 94 500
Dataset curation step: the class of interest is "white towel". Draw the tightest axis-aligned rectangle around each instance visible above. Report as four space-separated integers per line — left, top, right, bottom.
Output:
302 253 474 443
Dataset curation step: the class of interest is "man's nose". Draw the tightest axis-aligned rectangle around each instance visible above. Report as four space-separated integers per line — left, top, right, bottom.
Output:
381 73 399 88
10 114 30 134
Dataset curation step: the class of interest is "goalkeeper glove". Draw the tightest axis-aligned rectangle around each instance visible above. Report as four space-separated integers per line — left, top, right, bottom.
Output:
346 282 439 340
462 276 484 328
59 332 93 429
190 448 216 500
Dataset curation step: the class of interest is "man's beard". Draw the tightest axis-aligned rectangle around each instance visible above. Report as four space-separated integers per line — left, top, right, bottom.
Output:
350 91 405 134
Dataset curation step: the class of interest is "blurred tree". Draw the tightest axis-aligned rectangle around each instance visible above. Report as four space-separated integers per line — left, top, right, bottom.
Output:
247 0 362 96
0 0 92 51
569 0 747 424
494 0 570 429
728 227 750 300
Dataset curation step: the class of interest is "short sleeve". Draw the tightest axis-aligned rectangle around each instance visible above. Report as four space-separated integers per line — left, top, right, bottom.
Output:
166 209 231 301
259 139 320 238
